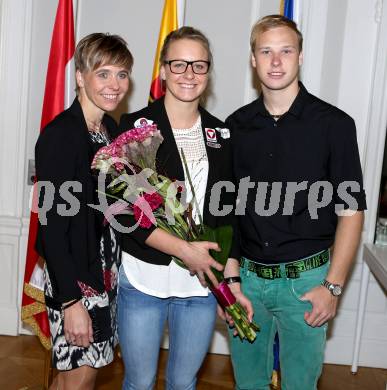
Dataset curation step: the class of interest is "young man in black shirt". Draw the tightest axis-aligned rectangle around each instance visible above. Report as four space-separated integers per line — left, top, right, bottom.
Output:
225 15 366 389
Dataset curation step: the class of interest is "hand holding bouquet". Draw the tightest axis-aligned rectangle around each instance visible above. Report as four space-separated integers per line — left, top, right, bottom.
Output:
92 123 259 342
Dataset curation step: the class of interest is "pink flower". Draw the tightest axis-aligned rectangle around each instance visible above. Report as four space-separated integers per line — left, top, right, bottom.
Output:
144 192 163 210
132 192 163 228
115 124 158 145
92 124 163 173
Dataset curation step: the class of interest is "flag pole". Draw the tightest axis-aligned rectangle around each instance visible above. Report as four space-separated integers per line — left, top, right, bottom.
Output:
45 1 77 386
293 0 302 27
74 0 81 44
65 0 79 108
177 0 186 26
44 347 53 389
22 0 76 369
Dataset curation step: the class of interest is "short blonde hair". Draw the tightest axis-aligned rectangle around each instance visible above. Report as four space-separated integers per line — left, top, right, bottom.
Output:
250 14 303 52
75 33 133 73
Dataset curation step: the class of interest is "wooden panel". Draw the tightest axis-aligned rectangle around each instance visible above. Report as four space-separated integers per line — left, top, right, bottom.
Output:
0 224 20 335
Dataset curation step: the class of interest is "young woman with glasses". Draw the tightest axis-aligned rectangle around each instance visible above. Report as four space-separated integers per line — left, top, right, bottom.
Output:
117 26 252 390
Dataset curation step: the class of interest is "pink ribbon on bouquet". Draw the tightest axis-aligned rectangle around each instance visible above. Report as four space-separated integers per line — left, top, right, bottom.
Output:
210 281 237 308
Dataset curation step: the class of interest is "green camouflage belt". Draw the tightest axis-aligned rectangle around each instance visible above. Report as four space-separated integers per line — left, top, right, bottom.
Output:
240 250 329 279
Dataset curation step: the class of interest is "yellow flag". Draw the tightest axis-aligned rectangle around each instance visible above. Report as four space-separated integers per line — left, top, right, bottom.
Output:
149 0 178 103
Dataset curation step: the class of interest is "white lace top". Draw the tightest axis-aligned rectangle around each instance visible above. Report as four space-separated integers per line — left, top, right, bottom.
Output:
121 116 210 297
173 116 208 225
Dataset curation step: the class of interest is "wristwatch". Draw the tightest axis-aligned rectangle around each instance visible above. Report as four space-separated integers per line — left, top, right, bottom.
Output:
224 276 241 285
321 279 343 296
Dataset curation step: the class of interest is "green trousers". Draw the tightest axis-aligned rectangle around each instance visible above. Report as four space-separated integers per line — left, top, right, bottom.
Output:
229 258 329 390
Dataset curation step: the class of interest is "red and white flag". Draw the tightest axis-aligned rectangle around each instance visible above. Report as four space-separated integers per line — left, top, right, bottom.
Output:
21 0 75 349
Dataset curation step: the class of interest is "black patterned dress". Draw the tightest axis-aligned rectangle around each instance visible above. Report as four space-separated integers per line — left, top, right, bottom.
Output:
44 129 121 371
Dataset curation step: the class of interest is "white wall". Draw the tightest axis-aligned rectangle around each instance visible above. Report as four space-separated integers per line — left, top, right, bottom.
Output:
0 0 33 335
0 0 386 368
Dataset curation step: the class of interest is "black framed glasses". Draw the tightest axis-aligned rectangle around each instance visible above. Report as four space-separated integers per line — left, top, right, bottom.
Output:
164 60 211 74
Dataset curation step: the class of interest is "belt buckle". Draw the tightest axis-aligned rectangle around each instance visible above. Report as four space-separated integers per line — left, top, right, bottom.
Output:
258 266 275 280
286 265 300 279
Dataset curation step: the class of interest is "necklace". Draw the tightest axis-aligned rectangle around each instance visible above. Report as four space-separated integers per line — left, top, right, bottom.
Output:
86 118 103 133
86 119 110 144
265 107 287 121
88 123 110 144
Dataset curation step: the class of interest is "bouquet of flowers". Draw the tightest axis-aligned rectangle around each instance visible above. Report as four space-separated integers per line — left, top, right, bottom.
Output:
92 123 259 342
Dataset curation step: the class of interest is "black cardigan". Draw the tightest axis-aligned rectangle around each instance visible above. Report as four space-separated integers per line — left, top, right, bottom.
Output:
118 97 239 266
35 98 119 303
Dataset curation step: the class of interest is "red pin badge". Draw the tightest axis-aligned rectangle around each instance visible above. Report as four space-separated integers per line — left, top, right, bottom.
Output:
205 128 217 142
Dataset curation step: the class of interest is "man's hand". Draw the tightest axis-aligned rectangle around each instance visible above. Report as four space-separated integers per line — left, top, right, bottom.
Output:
217 284 254 336
231 288 254 323
301 285 338 327
217 303 228 321
63 301 93 347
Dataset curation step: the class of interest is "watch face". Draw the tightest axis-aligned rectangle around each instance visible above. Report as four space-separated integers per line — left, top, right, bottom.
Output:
332 285 342 296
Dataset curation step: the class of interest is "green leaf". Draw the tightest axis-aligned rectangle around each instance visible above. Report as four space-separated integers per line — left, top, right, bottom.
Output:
169 223 233 284
109 182 127 194
198 225 233 281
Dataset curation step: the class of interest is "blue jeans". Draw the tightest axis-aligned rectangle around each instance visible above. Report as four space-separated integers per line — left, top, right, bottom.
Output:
117 266 217 390
230 256 329 390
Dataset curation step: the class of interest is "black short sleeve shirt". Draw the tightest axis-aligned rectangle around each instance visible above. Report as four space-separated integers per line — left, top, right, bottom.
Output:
226 83 367 263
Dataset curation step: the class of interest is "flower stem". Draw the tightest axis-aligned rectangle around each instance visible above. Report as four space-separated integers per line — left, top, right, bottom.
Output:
96 190 122 201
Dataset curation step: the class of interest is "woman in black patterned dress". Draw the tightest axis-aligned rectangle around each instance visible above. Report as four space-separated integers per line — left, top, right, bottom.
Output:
35 33 133 390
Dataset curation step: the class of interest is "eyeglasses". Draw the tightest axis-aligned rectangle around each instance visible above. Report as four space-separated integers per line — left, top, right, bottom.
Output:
164 60 211 74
